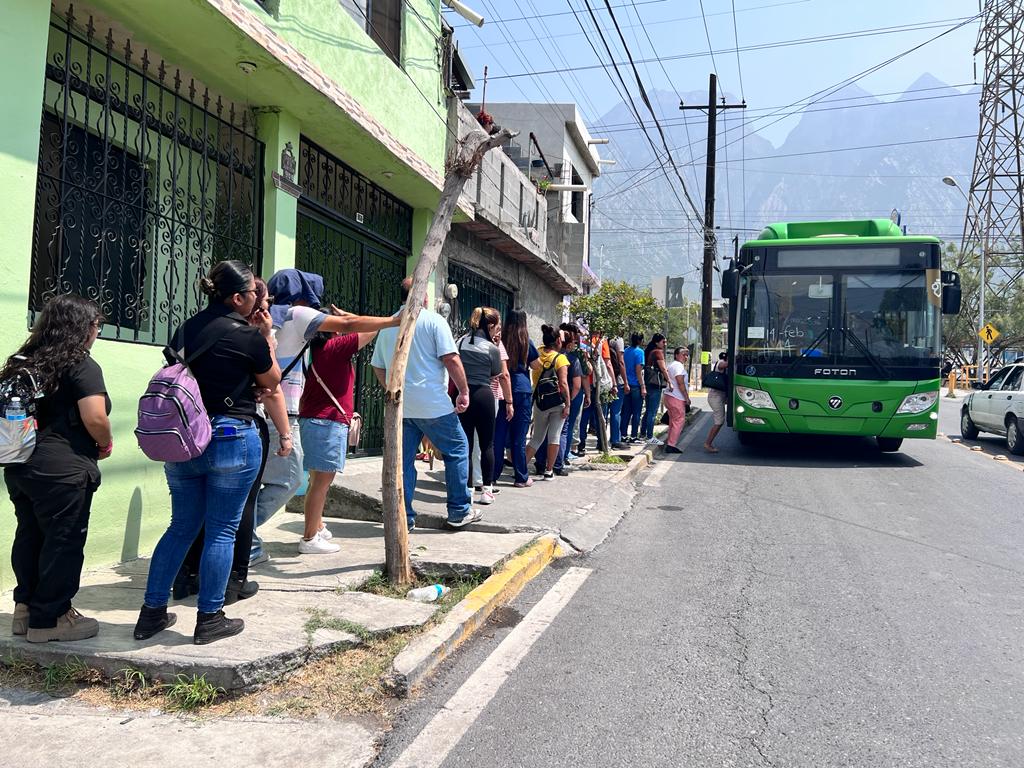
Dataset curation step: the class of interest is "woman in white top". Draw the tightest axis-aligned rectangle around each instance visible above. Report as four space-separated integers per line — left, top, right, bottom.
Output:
663 347 691 453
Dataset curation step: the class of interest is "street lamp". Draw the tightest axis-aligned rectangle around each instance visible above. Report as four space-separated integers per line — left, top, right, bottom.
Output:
943 175 987 385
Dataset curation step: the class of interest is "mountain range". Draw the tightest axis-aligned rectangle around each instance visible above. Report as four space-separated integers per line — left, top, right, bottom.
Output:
590 75 980 298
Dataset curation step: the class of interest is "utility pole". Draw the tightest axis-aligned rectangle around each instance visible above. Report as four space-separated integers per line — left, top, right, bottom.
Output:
681 73 745 379
961 0 1024 384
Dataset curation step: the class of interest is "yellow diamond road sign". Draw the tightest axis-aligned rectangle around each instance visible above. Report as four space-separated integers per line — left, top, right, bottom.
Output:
979 323 1000 343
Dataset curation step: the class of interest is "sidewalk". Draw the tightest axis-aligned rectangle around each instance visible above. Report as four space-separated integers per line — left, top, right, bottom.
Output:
0 514 538 691
304 407 704 553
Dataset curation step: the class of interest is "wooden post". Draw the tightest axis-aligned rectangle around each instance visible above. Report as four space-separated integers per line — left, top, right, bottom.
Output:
381 127 515 586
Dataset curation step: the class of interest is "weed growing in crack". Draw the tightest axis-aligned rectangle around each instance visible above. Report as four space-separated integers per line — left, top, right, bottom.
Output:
164 674 223 711
304 609 375 643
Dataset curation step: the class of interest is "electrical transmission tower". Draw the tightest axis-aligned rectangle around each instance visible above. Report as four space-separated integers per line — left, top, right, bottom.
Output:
962 0 1024 295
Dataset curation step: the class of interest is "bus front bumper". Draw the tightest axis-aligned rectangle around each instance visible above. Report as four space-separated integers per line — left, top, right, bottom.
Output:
732 408 938 439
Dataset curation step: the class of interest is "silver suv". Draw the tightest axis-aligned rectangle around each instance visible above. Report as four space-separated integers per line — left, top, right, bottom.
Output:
961 363 1024 454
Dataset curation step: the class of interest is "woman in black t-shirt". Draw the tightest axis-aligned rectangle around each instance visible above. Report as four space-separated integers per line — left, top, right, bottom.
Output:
3 294 111 643
134 260 281 646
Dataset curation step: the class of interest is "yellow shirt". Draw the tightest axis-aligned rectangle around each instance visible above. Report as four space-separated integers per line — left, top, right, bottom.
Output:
532 347 569 387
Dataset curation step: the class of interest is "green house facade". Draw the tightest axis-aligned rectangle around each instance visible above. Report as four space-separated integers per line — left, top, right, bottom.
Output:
0 0 464 592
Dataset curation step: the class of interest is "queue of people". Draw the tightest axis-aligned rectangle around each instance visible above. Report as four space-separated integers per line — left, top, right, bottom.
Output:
1 260 707 646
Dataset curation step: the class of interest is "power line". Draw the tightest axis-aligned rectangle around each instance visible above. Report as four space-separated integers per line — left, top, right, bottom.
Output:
598 0 706 227
595 15 982 202
698 0 723 91
445 0 669 28
567 0 703 241
591 88 978 135
457 0 812 51
487 17 974 80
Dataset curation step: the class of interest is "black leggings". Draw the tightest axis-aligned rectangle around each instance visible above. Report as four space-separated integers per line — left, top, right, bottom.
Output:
457 384 496 488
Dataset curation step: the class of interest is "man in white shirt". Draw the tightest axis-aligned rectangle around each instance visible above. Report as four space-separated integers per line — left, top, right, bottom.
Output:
663 347 692 454
251 270 400 562
372 278 481 531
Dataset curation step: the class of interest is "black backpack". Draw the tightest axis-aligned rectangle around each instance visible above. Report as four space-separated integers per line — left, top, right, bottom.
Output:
534 359 563 411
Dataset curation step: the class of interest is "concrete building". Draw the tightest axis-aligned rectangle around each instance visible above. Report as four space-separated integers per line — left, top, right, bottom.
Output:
468 103 604 293
436 100 579 339
0 0 463 591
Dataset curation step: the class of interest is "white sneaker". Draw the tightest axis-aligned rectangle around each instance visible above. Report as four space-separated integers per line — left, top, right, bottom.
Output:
478 489 495 505
318 525 334 541
299 532 340 554
647 438 664 446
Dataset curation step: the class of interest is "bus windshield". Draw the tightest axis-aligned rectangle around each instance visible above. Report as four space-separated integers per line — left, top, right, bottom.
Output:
739 271 940 366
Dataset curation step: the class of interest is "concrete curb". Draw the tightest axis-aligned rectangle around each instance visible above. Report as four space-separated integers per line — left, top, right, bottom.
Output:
387 534 563 697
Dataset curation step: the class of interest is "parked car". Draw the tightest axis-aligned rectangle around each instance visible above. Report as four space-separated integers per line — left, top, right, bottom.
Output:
960 364 1024 454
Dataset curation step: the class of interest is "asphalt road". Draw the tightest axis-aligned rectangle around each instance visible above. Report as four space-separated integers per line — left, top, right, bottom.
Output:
377 400 1024 768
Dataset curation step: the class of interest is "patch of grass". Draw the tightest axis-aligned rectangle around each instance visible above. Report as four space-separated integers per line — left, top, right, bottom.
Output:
303 609 375 643
109 667 151 701
164 674 224 711
591 453 626 465
41 656 99 693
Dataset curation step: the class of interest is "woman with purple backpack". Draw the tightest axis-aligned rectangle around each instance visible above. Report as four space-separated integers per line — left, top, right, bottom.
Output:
134 260 281 645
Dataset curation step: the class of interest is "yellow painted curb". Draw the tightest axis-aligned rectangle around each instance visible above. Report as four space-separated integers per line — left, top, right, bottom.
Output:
388 535 562 696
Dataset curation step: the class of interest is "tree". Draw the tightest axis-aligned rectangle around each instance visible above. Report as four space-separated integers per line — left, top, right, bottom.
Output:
942 240 1024 373
569 281 662 455
570 280 662 340
381 127 515 586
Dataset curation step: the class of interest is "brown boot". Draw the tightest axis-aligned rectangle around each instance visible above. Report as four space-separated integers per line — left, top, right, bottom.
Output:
26 607 99 643
11 603 28 636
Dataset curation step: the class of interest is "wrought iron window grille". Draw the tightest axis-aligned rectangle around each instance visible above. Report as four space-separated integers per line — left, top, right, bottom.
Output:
446 263 514 339
31 7 265 345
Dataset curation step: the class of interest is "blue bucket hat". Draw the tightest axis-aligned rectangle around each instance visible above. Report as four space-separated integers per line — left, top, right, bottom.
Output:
267 269 324 326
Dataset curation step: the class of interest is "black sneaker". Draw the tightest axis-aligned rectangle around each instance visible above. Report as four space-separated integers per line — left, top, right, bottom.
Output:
554 467 570 477
224 574 259 606
133 604 177 641
194 610 244 645
611 442 627 450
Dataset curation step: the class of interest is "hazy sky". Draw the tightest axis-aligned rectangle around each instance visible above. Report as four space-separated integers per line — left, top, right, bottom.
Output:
447 0 981 148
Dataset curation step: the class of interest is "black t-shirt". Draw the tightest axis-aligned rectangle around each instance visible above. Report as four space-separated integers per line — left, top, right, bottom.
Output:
169 303 273 421
12 356 110 483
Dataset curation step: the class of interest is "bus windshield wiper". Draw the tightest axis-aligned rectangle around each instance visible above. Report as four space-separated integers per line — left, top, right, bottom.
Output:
783 326 830 375
841 327 891 380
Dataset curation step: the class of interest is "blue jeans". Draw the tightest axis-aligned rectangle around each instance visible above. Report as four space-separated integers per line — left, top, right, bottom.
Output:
145 416 262 614
492 391 532 484
402 413 471 526
251 416 303 562
621 387 643 439
642 387 663 439
556 390 585 470
608 387 623 444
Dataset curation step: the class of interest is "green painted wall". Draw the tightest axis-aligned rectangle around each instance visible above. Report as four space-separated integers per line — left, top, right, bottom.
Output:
0 2 173 594
0 0 451 592
256 0 447 176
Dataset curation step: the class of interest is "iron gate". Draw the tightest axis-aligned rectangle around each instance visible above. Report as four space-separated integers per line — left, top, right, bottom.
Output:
295 138 411 455
31 7 264 344
446 262 514 338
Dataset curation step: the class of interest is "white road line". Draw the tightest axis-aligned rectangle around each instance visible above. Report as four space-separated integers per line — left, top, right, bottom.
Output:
643 412 707 487
388 567 593 768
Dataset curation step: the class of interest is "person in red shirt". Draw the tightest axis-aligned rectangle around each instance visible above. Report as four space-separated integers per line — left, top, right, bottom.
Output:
297 327 377 554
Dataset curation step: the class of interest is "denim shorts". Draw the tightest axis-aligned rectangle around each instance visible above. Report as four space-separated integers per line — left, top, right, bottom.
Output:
300 418 349 473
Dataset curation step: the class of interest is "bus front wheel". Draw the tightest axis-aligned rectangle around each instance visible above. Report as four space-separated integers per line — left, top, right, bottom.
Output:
876 437 904 453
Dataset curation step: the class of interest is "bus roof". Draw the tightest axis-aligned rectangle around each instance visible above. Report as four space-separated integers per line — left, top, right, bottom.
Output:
749 219 940 245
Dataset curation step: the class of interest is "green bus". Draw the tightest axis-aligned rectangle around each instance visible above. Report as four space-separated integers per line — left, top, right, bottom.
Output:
721 219 961 452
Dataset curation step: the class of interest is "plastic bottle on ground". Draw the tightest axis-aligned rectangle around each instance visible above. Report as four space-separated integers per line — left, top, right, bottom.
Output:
406 584 450 603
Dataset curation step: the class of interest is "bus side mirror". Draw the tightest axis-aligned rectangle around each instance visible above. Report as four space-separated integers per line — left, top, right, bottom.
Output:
941 271 961 315
721 266 738 300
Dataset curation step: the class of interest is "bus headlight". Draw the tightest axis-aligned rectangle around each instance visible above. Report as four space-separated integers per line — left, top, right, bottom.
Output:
896 391 938 414
735 386 777 410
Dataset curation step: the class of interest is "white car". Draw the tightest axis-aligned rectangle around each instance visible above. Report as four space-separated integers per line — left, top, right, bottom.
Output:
960 363 1024 454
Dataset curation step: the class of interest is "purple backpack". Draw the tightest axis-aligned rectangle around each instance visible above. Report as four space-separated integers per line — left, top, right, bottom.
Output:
135 323 247 463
